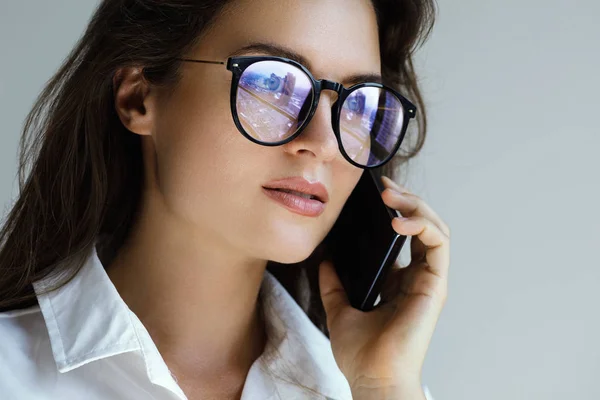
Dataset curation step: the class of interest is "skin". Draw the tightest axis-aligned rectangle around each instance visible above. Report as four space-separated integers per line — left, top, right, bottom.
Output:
109 0 450 399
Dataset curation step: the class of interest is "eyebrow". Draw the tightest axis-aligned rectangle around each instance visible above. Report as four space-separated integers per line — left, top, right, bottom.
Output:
228 42 384 86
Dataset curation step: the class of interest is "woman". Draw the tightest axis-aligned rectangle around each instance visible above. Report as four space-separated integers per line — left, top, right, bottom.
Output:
0 0 449 399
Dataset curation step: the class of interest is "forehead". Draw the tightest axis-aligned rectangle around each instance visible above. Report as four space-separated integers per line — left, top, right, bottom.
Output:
196 0 381 81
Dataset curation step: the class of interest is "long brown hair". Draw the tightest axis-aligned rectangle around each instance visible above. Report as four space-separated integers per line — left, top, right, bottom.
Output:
0 0 436 340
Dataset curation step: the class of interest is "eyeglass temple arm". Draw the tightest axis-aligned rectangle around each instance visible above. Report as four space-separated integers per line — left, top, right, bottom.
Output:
178 58 225 65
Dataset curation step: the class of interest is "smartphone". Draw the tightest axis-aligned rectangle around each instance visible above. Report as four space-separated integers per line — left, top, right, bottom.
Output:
323 168 407 311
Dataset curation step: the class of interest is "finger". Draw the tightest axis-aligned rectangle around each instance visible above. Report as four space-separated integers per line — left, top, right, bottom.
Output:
382 189 450 238
381 176 450 238
381 186 448 264
382 188 450 238
381 175 410 194
382 260 443 304
391 216 450 280
399 261 445 300
410 233 428 264
379 266 407 304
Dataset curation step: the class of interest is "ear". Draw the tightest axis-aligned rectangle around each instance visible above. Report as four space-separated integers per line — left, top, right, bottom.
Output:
113 66 156 136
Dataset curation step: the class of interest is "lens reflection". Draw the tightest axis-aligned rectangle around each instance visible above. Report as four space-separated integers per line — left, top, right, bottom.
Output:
340 87 404 166
236 61 313 142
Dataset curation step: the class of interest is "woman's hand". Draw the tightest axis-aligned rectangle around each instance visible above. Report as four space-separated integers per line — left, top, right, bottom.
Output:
318 176 450 399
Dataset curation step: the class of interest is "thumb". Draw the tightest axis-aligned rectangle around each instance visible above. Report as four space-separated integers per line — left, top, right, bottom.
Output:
319 260 350 319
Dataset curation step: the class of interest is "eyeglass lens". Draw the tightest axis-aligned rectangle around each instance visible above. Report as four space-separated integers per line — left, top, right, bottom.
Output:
235 60 406 167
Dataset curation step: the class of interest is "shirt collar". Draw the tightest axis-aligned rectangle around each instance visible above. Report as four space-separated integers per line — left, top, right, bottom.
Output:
32 247 140 373
32 246 352 400
260 270 352 399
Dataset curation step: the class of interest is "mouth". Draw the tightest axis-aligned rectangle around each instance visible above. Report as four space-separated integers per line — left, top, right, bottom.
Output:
262 177 329 204
262 188 327 217
262 177 330 217
267 188 321 201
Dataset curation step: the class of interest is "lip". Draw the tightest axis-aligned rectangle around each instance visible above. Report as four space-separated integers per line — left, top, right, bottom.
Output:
262 177 330 203
262 177 330 217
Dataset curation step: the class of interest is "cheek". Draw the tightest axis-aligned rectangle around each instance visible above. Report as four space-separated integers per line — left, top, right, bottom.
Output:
152 82 258 217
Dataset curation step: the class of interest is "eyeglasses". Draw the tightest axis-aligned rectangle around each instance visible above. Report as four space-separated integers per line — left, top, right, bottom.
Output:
178 55 417 169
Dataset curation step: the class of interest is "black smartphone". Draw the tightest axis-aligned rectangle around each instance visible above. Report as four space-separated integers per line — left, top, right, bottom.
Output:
323 168 407 311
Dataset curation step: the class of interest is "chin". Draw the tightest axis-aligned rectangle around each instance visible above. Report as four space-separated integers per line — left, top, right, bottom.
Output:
262 228 324 265
269 242 318 264
272 252 314 265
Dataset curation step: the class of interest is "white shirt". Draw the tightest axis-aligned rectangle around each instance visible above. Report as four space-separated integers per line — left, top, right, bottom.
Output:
0 246 434 400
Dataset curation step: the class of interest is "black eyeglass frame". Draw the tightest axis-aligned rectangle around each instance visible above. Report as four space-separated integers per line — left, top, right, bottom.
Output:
178 55 417 169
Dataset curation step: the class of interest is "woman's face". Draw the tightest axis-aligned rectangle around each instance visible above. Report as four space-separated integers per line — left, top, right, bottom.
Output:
149 0 382 263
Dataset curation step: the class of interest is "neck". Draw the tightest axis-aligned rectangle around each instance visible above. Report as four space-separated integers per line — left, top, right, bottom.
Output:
105 192 268 381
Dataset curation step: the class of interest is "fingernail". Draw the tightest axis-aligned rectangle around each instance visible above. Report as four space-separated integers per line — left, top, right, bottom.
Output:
382 176 409 192
390 189 412 199
381 176 398 187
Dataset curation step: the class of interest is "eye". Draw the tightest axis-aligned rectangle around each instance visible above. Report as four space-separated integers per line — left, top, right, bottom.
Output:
345 91 366 113
347 97 360 112
266 74 283 91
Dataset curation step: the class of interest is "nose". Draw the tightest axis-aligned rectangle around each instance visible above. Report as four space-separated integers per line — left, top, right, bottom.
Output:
281 89 340 164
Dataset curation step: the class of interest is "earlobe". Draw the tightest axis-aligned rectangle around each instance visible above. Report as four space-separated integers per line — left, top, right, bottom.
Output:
113 66 155 136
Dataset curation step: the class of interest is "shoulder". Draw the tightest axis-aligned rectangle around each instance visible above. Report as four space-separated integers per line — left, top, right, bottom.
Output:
0 304 47 342
0 305 56 396
0 304 50 352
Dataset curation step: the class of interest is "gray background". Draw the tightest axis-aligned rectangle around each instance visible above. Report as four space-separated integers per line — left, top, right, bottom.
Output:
1 1 598 399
